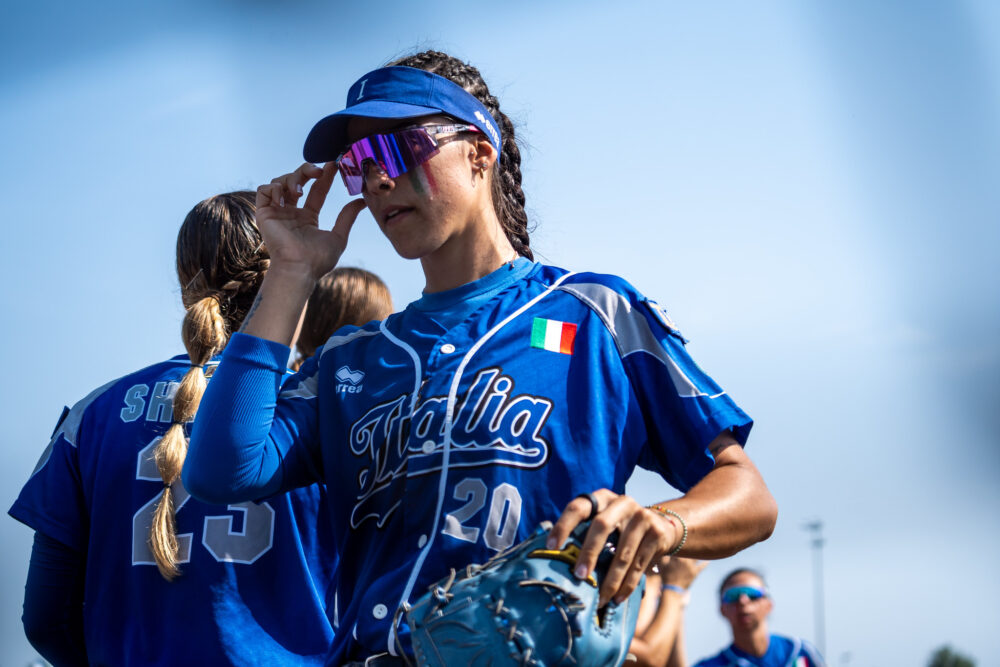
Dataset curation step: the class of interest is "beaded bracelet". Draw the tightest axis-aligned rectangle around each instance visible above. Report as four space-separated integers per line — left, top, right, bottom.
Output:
648 505 688 556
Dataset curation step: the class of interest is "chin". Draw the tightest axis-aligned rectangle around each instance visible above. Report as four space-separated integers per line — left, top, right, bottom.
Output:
380 228 428 260
386 230 446 261
388 241 433 261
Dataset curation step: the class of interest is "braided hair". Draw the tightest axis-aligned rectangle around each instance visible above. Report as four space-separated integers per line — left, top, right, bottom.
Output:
389 51 533 260
149 191 268 580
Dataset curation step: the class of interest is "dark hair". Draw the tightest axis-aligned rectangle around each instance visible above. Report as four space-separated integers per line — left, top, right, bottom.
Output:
719 567 768 596
292 267 393 370
388 50 532 260
150 191 268 580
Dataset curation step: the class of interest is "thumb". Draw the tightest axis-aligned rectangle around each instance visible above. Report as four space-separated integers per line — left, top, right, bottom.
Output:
330 199 367 245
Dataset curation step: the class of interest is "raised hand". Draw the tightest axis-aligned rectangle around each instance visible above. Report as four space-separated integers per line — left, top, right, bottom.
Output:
240 163 367 345
255 162 366 280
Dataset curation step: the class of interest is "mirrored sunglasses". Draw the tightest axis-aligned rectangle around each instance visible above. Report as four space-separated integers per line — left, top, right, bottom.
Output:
336 123 480 195
720 586 768 604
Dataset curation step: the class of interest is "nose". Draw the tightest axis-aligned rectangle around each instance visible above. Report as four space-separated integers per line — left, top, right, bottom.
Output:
362 159 394 194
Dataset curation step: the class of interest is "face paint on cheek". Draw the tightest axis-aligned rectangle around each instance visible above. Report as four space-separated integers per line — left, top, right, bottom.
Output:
408 162 436 197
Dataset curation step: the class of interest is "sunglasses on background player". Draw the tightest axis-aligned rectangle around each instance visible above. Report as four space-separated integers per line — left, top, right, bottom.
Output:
335 123 482 195
720 585 769 604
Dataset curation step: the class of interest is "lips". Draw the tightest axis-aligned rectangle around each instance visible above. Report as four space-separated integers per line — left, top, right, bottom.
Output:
381 206 415 225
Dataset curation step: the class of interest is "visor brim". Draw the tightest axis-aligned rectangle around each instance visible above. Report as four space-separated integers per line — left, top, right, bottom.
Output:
303 101 445 163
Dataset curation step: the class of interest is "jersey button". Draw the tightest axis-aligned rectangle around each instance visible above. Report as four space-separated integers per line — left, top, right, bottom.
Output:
440 343 456 354
418 534 428 548
422 440 436 454
373 604 388 619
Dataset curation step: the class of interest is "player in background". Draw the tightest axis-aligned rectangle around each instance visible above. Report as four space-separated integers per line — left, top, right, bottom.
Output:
291 266 393 371
629 556 707 666
183 51 779 664
693 568 827 667
9 192 336 666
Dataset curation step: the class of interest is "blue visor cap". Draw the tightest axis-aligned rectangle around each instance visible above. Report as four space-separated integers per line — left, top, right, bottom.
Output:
303 66 502 163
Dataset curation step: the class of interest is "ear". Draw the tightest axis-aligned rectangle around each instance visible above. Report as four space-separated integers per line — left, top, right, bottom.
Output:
469 134 498 171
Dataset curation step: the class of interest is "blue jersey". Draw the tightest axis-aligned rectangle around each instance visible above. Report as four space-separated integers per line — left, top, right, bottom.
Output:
694 635 827 667
186 262 752 664
9 355 336 666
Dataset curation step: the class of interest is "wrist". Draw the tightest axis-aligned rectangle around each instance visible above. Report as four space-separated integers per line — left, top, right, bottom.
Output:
647 504 688 556
661 583 691 607
265 260 325 286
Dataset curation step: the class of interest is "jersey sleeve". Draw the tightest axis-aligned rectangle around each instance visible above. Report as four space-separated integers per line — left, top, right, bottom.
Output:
9 407 91 551
621 295 753 491
184 332 325 504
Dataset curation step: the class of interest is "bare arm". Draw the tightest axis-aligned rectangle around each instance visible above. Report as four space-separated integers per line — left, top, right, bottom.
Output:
550 431 777 606
665 613 687 667
628 557 705 667
649 433 777 559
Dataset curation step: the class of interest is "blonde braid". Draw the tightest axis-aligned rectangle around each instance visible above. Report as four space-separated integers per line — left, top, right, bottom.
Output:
148 295 227 580
153 189 263 580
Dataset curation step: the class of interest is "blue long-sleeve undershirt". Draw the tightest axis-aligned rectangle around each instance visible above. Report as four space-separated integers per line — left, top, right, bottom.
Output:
23 531 88 666
183 333 295 505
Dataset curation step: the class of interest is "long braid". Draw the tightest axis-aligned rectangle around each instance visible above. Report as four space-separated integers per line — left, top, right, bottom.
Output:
149 191 265 580
389 51 533 260
148 295 225 579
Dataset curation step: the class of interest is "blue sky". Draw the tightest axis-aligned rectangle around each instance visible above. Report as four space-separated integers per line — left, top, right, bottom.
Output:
2 2 998 664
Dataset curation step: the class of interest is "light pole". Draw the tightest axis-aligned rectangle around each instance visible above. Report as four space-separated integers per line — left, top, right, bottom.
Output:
803 519 826 657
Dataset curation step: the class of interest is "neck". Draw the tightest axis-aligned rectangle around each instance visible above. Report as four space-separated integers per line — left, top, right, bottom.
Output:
420 208 517 293
732 625 769 657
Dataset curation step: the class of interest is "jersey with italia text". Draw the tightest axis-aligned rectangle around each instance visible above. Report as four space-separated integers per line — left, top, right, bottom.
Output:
269 262 753 663
9 355 336 667
694 635 827 667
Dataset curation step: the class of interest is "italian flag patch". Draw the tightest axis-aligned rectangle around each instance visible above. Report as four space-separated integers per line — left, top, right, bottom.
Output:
530 317 577 355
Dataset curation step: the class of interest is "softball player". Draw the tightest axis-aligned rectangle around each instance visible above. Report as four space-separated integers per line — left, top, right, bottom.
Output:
694 569 827 667
184 51 778 665
10 192 336 665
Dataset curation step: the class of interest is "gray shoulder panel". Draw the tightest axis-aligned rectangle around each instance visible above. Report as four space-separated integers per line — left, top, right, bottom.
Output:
57 377 119 448
319 328 381 359
280 371 320 401
556 282 707 398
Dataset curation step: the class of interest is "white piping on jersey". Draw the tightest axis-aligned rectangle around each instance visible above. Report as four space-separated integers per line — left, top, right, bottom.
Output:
280 329 380 401
379 317 424 655
556 282 725 399
388 270 578 655
378 320 422 416
332 590 339 629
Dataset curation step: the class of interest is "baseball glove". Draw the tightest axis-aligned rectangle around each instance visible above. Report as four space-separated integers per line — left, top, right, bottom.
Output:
405 520 645 667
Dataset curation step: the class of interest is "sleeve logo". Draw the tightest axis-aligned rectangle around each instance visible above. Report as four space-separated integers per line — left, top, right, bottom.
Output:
335 365 366 394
